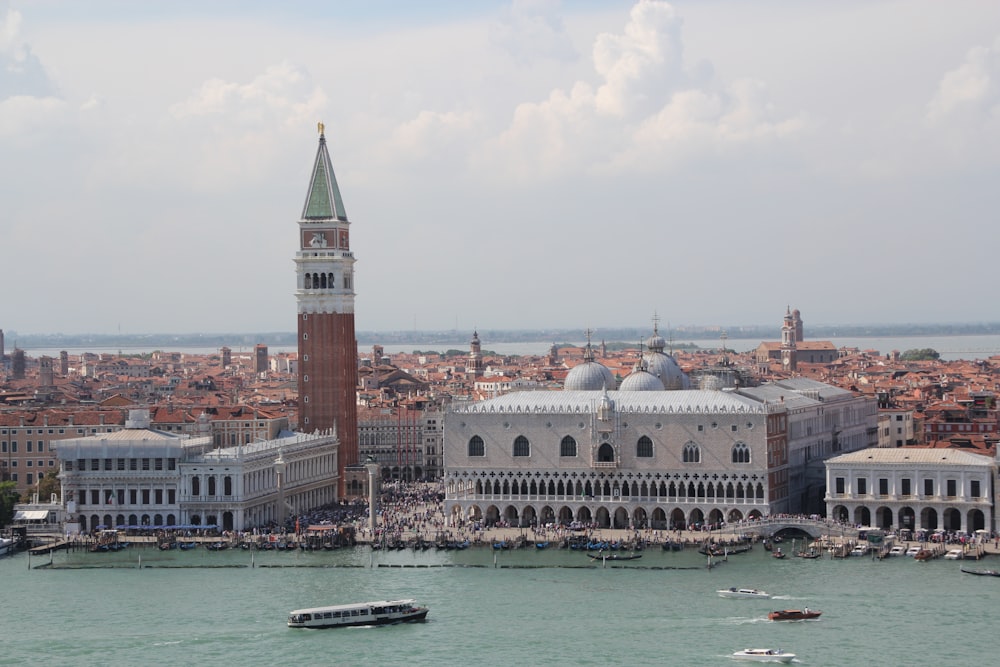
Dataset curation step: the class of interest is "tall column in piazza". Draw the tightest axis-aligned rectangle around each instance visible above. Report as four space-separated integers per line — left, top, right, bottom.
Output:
295 125 359 495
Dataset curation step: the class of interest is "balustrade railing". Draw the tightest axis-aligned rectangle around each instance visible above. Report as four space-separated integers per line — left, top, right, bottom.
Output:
451 492 767 505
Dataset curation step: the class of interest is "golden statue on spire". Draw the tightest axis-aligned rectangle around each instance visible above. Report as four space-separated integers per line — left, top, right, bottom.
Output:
317 122 325 135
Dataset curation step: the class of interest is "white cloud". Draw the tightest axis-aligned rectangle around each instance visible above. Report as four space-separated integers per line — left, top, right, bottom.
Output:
384 109 481 164
0 94 65 138
79 93 102 112
169 62 324 128
490 0 577 64
111 62 329 191
592 0 688 118
926 36 1000 122
921 34 1000 167
475 0 799 182
0 7 58 99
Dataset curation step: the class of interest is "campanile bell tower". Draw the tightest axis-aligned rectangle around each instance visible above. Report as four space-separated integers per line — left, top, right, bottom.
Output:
295 124 358 494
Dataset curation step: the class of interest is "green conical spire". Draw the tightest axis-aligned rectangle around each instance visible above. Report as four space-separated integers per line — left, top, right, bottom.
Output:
302 129 348 221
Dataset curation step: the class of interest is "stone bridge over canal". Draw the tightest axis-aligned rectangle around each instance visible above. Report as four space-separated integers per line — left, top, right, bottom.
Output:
719 517 859 540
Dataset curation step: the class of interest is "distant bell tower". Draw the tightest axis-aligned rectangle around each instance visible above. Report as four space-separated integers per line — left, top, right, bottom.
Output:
780 306 797 372
792 308 803 343
39 356 54 387
254 344 269 375
467 331 484 376
295 124 359 494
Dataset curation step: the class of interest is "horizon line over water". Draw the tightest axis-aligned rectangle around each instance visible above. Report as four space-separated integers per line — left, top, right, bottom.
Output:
17 333 1000 362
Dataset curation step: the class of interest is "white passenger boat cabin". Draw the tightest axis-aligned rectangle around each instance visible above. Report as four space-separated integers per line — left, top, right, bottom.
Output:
287 599 427 628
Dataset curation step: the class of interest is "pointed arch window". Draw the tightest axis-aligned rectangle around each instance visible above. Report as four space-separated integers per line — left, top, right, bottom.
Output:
732 442 751 464
468 435 485 457
636 436 653 458
682 442 701 463
513 435 530 457
560 436 577 457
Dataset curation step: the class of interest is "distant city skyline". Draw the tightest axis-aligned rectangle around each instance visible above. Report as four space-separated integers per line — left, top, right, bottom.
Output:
3 1 999 335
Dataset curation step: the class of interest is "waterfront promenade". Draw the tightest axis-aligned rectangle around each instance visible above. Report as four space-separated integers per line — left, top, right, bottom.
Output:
19 483 998 560
346 482 1000 559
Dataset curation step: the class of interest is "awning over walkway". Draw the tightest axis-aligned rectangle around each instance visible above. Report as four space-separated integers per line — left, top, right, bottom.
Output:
14 510 50 521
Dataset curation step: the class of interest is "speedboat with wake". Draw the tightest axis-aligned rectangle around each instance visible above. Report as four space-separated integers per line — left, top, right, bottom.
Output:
731 648 796 663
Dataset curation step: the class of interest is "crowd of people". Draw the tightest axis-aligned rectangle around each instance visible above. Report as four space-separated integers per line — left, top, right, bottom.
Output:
280 484 1000 553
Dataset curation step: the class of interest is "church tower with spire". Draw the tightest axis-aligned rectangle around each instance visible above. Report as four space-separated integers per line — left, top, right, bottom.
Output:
295 125 358 493
780 306 797 372
467 331 484 377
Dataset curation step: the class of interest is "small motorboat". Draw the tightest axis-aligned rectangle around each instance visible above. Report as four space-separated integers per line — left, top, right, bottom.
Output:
717 587 770 599
731 648 796 663
914 549 934 561
943 548 964 560
769 608 821 621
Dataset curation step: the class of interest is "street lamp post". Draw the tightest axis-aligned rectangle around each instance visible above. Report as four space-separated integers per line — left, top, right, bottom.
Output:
274 451 287 529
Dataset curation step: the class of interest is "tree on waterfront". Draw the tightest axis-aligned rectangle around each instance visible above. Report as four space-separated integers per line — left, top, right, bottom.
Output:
0 481 18 528
35 473 60 503
900 348 940 361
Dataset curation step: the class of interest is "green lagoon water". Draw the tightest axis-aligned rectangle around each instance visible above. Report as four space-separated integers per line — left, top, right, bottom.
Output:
0 544 992 666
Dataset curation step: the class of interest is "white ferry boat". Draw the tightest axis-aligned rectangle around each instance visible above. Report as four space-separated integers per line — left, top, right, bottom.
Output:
717 587 770 599
287 599 429 629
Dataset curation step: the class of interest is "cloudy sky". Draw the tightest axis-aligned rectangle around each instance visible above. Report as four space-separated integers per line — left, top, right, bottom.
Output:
3 0 999 336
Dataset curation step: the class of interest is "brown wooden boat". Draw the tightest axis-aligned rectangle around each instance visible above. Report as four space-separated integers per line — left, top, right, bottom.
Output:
768 608 821 621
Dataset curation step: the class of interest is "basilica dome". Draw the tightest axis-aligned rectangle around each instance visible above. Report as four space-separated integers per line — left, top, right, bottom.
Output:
564 337 617 391
565 360 617 391
619 368 665 391
645 352 690 390
643 322 690 390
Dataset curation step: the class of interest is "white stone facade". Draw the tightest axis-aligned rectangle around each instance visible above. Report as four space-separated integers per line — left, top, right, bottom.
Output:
444 390 791 529
445 375 878 528
824 448 994 534
55 410 339 532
